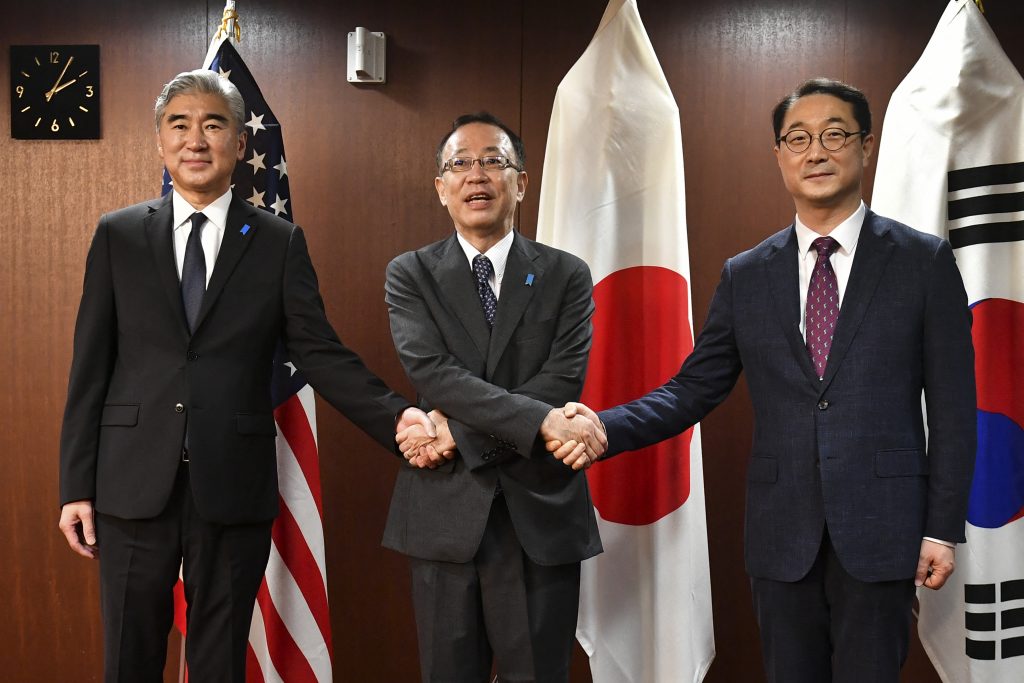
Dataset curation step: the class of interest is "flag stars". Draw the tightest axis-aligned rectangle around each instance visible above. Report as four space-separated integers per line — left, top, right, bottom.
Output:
270 195 289 216
246 111 266 135
247 150 266 174
274 157 288 178
217 66 232 79
247 188 266 209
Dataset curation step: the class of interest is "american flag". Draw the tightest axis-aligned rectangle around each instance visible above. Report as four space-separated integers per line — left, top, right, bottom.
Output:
165 21 334 683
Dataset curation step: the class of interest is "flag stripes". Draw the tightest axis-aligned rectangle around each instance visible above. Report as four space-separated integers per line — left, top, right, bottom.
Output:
947 162 1024 248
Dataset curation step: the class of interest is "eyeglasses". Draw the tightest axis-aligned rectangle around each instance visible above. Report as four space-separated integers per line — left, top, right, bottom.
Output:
441 155 521 174
777 127 867 153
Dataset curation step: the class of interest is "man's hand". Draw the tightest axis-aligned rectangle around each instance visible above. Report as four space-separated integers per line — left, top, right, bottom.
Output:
407 410 457 469
396 406 436 455
540 405 606 470
58 500 97 559
544 402 606 469
915 539 955 590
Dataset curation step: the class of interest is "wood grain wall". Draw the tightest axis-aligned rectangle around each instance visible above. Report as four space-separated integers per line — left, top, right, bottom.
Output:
2 1 1021 681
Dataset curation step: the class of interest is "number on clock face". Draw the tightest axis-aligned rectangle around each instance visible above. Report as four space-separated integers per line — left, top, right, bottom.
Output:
10 45 101 140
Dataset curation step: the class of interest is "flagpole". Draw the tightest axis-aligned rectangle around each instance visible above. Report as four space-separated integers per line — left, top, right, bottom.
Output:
203 1 240 69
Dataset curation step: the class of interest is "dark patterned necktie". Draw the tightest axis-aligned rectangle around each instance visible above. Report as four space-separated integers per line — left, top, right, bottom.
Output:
805 236 840 379
473 254 498 328
181 212 207 333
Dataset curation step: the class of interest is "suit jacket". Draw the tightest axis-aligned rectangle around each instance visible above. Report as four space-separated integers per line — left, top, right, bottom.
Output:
383 232 601 566
59 193 408 525
601 211 976 583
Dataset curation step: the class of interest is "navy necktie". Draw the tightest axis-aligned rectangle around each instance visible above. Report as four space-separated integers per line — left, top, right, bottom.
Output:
181 212 207 333
805 236 840 378
473 254 498 328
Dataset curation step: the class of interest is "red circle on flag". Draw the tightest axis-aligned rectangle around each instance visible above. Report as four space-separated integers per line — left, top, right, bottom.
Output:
584 266 694 525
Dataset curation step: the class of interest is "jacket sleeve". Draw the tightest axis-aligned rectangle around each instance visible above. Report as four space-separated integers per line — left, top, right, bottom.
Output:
59 218 117 505
282 226 409 451
920 239 976 543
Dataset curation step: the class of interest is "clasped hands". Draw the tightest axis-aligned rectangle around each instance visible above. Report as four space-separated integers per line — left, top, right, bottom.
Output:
395 402 606 471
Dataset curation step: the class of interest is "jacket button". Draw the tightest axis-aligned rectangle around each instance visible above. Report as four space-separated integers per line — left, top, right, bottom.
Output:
187 351 199 361
817 400 830 410
174 403 185 413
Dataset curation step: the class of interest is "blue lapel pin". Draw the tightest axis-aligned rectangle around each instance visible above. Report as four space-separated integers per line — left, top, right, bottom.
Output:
240 224 251 235
525 273 535 286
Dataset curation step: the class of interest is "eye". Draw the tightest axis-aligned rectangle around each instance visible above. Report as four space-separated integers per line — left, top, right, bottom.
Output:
449 157 470 169
822 128 846 142
480 156 506 170
786 131 810 146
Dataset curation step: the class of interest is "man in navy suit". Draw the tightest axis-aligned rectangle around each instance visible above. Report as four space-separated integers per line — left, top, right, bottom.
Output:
57 69 431 682
552 79 976 682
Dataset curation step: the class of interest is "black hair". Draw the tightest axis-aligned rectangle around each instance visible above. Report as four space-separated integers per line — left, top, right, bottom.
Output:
772 78 872 141
435 112 526 172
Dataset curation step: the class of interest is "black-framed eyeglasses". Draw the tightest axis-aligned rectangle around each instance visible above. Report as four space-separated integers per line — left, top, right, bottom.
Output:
441 155 521 174
777 127 867 153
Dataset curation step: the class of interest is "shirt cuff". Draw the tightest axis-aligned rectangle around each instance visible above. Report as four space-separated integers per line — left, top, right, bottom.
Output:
923 536 956 549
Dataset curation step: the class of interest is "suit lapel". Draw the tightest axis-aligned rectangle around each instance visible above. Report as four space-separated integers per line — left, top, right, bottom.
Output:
765 227 820 385
486 234 539 378
192 196 259 334
144 194 190 336
820 211 894 390
428 234 492 360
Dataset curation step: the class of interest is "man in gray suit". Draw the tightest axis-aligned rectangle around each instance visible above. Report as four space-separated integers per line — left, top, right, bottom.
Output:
554 79 977 682
385 112 606 682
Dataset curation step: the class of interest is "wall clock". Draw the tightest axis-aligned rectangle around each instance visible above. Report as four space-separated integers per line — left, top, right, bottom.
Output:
10 44 101 139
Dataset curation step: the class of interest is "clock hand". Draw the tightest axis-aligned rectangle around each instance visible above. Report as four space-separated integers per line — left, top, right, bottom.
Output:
45 55 75 102
50 78 79 96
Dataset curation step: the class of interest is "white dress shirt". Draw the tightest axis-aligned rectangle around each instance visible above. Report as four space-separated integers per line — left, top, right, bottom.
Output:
456 229 515 299
171 189 232 287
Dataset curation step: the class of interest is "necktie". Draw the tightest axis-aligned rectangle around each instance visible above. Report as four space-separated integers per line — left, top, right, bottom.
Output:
181 212 207 333
473 254 498 328
805 236 840 379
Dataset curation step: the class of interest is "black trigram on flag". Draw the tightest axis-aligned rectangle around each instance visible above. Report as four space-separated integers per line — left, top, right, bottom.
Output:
947 162 1024 249
964 579 1024 660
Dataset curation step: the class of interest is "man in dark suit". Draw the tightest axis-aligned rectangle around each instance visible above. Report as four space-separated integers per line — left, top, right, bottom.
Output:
57 69 432 682
384 112 607 682
553 79 976 682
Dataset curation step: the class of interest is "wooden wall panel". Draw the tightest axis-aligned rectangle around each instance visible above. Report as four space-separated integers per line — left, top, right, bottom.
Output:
3 1 1022 681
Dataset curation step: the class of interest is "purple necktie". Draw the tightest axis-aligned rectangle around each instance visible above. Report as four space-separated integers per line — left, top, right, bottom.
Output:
805 236 840 379
473 254 498 328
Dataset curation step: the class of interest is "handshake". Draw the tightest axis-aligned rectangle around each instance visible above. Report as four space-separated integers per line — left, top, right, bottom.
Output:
395 402 607 471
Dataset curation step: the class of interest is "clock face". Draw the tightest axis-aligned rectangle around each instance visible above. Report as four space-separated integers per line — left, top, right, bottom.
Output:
10 45 101 140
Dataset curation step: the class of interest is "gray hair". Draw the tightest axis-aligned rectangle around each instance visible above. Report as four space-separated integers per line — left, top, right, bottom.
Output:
154 69 245 131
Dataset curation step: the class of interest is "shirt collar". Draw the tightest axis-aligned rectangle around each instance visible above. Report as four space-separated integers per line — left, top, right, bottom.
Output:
794 200 866 257
171 189 233 233
455 229 516 276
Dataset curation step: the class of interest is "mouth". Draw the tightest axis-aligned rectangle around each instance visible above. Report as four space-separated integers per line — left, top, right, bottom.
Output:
804 171 833 181
464 192 493 207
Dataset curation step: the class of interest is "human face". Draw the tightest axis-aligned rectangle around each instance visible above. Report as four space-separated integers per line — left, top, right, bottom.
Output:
774 93 873 218
434 122 527 243
157 92 246 208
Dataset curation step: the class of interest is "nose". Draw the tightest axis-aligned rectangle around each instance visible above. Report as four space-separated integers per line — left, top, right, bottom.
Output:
184 126 208 149
466 160 489 180
805 136 829 161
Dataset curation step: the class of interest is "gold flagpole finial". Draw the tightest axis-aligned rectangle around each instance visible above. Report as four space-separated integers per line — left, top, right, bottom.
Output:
973 0 985 13
214 2 242 43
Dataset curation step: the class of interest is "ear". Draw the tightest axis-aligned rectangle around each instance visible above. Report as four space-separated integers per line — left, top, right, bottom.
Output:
516 171 528 202
434 176 447 206
157 132 165 160
860 132 875 167
236 130 248 161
